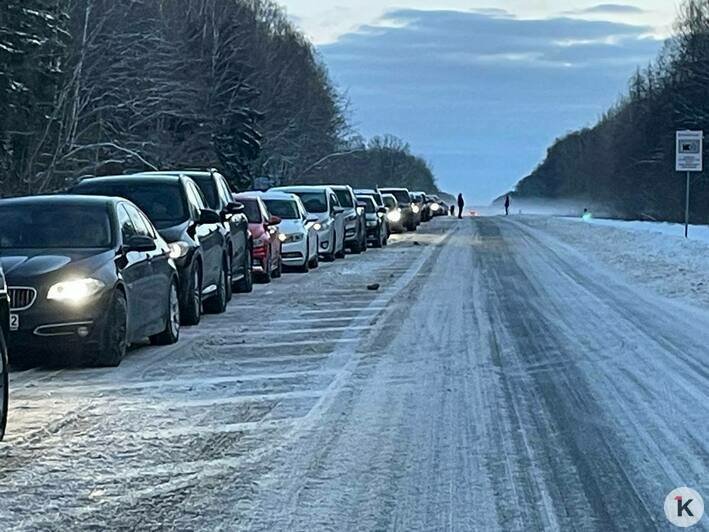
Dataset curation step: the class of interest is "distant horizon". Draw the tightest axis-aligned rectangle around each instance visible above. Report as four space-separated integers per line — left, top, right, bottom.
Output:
282 1 674 203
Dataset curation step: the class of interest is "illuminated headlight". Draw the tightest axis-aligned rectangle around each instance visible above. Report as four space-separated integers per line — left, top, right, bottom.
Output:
313 223 322 231
47 278 106 303
412 204 421 214
278 233 287 243
168 241 190 259
356 207 365 215
387 209 402 222
430 203 440 212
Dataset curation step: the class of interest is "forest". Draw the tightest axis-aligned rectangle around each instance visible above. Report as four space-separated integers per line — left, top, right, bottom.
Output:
512 0 709 223
0 0 440 196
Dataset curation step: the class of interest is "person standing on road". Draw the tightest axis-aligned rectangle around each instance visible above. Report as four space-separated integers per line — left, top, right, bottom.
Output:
449 205 455 216
504 195 510 216
457 193 464 219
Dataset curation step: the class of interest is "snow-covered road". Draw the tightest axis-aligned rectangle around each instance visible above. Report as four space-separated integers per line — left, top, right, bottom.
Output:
1 216 707 531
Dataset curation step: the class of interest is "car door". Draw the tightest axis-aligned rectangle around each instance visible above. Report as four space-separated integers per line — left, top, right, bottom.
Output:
330 192 345 251
116 204 153 340
185 180 222 290
126 204 171 331
216 175 246 274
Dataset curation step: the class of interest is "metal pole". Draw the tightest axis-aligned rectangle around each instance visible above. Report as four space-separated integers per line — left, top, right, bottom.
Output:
685 171 691 239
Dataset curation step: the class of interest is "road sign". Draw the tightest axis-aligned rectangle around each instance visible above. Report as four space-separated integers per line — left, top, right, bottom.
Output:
676 130 703 172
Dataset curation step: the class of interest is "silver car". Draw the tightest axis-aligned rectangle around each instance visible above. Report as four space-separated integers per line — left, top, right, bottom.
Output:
270 186 346 261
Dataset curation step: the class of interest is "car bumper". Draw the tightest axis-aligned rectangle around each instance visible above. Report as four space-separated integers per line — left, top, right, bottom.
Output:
317 228 334 254
281 241 308 265
8 291 112 353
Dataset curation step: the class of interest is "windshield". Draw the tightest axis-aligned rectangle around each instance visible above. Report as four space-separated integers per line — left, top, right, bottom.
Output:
333 189 354 208
264 199 300 220
383 196 397 209
358 197 376 213
189 175 219 210
75 182 188 224
239 198 263 223
0 204 112 249
383 190 410 204
293 191 327 213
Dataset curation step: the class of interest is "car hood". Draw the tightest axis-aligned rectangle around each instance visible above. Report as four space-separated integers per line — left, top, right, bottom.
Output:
277 220 306 234
311 213 332 224
156 220 191 243
0 249 114 283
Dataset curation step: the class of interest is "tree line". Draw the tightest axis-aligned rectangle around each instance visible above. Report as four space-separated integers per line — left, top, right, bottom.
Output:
512 0 709 223
0 0 440 196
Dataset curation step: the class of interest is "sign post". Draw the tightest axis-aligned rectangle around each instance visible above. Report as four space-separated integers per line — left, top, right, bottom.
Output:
676 130 703 238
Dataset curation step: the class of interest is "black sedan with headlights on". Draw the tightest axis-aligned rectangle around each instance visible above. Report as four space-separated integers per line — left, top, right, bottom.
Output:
72 174 231 325
0 195 181 367
0 263 9 440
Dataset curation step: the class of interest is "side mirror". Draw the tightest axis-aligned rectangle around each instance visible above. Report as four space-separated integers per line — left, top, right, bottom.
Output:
377 207 388 215
268 215 281 225
125 235 156 252
306 216 319 224
225 201 244 215
197 209 221 225
332 206 345 215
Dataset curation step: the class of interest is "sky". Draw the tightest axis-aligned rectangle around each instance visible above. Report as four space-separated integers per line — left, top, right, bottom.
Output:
280 1 680 203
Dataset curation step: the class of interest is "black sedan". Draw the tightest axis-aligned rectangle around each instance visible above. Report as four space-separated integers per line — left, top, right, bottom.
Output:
137 170 252 295
0 263 8 440
356 194 388 248
72 175 230 325
0 196 180 367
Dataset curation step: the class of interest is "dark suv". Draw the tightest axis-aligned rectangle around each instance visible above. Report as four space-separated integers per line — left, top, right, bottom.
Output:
72 175 230 325
380 188 416 231
137 170 252 295
0 264 8 440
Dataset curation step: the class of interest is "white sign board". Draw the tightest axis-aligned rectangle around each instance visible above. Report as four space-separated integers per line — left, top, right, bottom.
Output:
676 130 703 172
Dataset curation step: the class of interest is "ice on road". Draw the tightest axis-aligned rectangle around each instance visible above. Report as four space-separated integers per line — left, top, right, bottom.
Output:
0 216 707 531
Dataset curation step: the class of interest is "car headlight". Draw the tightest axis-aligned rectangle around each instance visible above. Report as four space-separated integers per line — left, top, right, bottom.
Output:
278 233 287 243
412 204 421 214
430 203 440 212
285 233 304 243
168 241 190 259
387 209 402 222
47 278 106 303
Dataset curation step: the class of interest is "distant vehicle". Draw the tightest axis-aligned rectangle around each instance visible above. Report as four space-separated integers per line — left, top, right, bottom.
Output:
137 170 251 297
233 193 283 283
0 195 180 367
413 191 433 222
354 188 385 209
270 186 346 261
328 185 367 254
356 194 388 248
410 191 425 225
381 193 405 233
257 191 319 272
0 264 8 440
427 195 445 217
380 188 416 231
72 174 233 325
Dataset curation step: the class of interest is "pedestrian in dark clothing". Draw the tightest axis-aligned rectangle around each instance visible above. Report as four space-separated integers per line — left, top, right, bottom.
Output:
504 195 510 216
457 194 464 219
449 205 455 216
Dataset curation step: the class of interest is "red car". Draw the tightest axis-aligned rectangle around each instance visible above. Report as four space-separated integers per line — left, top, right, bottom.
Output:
233 193 283 283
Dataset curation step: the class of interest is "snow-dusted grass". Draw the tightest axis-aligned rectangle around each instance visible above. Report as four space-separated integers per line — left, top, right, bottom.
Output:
515 215 709 309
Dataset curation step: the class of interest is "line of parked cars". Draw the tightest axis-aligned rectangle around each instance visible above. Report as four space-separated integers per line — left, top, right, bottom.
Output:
0 169 448 439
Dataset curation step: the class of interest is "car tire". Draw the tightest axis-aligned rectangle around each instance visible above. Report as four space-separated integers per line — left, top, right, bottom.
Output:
90 290 128 367
350 236 363 254
373 227 383 248
234 247 254 293
323 232 336 262
182 263 202 326
309 246 319 268
335 233 346 259
150 279 180 346
272 256 283 278
204 259 228 314
225 254 233 303
261 252 272 284
0 329 8 441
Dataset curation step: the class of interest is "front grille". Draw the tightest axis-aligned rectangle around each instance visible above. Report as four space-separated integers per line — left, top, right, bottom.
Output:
9 287 37 311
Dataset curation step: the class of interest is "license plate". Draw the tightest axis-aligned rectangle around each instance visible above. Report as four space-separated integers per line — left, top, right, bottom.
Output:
9 313 19 331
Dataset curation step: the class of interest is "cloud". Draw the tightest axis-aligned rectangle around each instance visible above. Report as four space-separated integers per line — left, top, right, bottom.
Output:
566 4 647 15
320 8 663 202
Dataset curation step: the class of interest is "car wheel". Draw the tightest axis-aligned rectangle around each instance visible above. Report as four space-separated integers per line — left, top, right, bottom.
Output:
361 228 368 252
204 258 228 314
323 231 336 262
89 290 128 367
234 247 254 293
261 252 272 284
335 232 346 259
182 263 202 326
309 243 319 268
350 235 363 254
150 279 180 346
272 255 283 278
224 254 233 303
0 329 8 441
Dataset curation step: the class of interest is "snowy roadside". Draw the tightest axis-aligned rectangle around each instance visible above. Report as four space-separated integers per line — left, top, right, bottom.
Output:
510 215 709 310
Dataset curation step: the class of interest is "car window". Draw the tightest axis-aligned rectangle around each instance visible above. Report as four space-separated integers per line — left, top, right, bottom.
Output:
293 192 327 213
190 174 220 210
137 211 158 239
185 181 207 213
334 189 354 208
117 204 138 240
358 196 376 213
239 198 263 223
383 196 397 209
216 175 233 206
263 199 300 220
123 203 151 237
